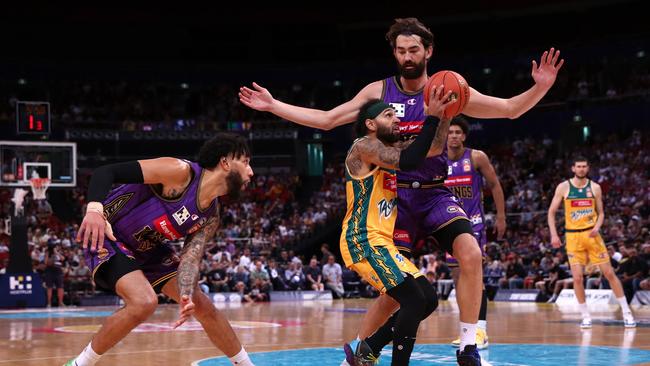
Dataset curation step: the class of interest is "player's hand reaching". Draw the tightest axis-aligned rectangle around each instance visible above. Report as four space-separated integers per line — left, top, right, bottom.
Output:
588 227 599 238
532 47 564 90
76 202 116 252
550 235 562 248
424 85 455 120
174 294 195 329
239 82 275 112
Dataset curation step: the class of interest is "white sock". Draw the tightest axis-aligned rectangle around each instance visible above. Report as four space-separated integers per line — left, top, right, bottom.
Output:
73 342 102 366
459 322 477 352
578 302 590 319
230 347 254 366
617 297 632 315
477 320 487 332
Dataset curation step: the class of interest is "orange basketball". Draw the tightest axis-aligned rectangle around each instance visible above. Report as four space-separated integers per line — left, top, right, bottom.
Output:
423 70 470 119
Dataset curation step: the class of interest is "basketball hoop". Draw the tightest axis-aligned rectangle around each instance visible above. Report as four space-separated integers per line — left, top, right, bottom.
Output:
29 178 50 200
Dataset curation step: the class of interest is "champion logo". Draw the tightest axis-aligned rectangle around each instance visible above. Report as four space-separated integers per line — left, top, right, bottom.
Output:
153 215 182 240
406 98 417 106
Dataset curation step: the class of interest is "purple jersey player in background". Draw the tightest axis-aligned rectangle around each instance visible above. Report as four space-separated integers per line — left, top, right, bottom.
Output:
239 17 562 366
445 117 506 350
64 133 256 366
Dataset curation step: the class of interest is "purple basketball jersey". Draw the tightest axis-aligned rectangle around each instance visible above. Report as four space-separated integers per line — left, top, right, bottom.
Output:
103 161 218 252
382 76 448 183
445 148 485 233
382 76 469 253
86 161 219 290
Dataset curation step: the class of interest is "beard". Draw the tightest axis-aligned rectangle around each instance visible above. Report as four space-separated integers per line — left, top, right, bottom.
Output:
397 58 426 80
226 170 245 200
574 171 588 179
376 123 400 144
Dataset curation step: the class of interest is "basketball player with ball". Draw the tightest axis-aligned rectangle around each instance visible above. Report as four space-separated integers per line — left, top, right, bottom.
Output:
240 18 563 365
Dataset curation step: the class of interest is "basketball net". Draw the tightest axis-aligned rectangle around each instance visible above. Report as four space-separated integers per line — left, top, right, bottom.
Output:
29 177 50 201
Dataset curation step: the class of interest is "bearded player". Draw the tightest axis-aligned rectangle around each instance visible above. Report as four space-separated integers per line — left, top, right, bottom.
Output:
64 133 256 366
240 18 563 364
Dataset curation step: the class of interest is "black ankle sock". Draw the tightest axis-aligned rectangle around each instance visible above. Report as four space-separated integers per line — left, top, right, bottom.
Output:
365 311 398 357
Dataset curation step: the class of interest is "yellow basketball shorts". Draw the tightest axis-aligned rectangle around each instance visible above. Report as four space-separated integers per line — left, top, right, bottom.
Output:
566 230 609 266
349 244 421 294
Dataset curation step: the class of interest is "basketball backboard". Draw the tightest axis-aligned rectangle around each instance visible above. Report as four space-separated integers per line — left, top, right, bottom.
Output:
0 141 76 188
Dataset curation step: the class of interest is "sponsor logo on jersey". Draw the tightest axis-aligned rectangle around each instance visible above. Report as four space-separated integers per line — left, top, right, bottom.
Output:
188 217 208 234
377 198 397 220
462 158 471 172
172 206 192 225
470 214 483 226
389 103 405 117
444 175 472 186
394 253 405 263
393 229 411 243
447 206 460 213
571 199 593 207
398 121 424 134
383 173 397 192
191 214 199 221
570 208 594 222
153 215 182 240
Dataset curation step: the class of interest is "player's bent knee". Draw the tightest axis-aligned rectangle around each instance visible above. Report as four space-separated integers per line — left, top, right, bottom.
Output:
127 293 158 321
416 276 438 318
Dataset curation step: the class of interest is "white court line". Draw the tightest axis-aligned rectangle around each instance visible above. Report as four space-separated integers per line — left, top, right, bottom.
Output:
0 342 344 363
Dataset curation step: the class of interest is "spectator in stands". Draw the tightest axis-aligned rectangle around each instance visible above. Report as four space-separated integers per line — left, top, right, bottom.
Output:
304 258 324 291
524 258 544 289
231 265 250 289
500 253 526 289
207 260 230 293
69 257 93 296
617 245 649 302
285 262 306 290
322 255 344 299
539 264 573 303
266 258 287 290
319 243 334 266
435 256 453 298
250 260 271 289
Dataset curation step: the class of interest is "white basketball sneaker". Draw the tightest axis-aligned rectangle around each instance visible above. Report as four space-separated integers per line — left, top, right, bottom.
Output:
623 314 637 328
580 318 592 329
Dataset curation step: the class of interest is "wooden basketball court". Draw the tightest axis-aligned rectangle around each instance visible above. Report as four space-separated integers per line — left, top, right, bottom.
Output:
1 299 649 365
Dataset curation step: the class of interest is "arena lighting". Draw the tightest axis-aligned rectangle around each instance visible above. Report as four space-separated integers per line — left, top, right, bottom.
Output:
637 50 645 58
483 68 492 75
180 83 189 89
17 78 26 85
573 114 582 122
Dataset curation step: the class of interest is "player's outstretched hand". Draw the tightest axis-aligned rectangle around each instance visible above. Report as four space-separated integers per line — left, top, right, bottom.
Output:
532 47 564 90
76 211 116 252
174 295 195 329
424 84 455 120
239 82 275 112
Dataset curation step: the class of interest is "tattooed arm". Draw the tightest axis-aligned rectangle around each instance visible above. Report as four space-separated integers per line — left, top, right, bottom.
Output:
177 214 221 298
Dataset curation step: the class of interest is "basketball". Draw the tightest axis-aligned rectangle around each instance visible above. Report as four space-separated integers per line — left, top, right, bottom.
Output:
423 70 470 118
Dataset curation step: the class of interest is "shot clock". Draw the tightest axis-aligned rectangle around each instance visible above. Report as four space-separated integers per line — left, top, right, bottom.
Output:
16 101 51 135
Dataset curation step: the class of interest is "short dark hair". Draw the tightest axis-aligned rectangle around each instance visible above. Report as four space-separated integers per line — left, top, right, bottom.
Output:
450 116 469 136
386 18 434 50
572 156 589 165
197 133 250 169
355 99 383 138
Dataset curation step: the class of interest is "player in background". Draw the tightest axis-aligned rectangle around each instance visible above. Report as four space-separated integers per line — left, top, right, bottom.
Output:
548 157 636 329
444 117 506 350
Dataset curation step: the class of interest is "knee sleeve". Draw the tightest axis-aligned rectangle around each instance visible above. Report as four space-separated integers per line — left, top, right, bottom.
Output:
415 276 438 319
387 276 426 320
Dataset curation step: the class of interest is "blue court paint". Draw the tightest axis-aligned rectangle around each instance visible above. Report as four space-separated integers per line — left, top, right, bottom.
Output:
0 311 113 319
193 344 650 366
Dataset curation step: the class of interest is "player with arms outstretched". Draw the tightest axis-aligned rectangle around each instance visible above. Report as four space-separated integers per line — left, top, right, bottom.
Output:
240 18 563 364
